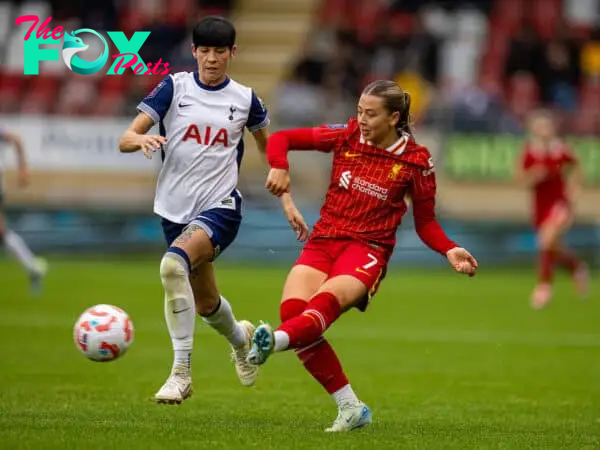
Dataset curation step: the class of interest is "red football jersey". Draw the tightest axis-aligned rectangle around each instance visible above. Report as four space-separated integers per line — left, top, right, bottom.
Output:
308 119 436 250
520 140 577 223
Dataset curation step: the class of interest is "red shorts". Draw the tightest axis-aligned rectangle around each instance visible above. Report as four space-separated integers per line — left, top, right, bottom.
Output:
294 237 390 311
535 201 571 229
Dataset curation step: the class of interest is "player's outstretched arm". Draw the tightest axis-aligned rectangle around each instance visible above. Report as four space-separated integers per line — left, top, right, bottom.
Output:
119 112 166 159
1 131 29 187
409 155 477 276
412 197 478 276
266 127 340 196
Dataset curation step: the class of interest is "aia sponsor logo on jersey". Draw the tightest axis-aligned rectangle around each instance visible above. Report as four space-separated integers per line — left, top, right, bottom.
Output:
182 125 228 146
339 170 388 200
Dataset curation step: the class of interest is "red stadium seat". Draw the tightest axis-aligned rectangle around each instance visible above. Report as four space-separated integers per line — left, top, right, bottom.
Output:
389 13 414 39
165 0 193 26
531 0 561 39
0 72 27 113
351 1 385 45
118 8 151 35
0 71 26 97
30 75 61 98
99 73 131 95
491 0 523 36
20 89 55 115
90 94 126 117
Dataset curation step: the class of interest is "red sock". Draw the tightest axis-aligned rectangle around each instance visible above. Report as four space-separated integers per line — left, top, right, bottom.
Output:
296 339 349 394
554 249 581 274
280 298 307 322
539 250 555 283
280 298 349 394
278 291 341 349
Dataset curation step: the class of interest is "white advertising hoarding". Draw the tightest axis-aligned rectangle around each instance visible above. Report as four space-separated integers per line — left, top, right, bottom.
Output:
0 115 159 209
0 115 161 173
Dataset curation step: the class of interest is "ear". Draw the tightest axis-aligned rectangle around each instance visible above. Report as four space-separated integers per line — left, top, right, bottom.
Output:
230 45 238 58
191 43 197 61
390 110 400 128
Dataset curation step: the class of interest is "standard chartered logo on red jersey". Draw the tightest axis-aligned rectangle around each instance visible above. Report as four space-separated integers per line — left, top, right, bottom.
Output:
339 170 388 201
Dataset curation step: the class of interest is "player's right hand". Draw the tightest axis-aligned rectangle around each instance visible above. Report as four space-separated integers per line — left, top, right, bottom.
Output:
281 193 309 241
138 134 167 159
266 168 290 197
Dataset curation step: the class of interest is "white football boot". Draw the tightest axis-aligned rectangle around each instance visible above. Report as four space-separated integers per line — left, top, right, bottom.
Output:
325 402 373 432
29 257 48 296
231 320 259 386
153 366 192 404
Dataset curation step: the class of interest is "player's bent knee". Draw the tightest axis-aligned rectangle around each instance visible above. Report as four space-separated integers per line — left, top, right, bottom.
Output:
160 252 190 293
317 275 368 310
282 265 327 301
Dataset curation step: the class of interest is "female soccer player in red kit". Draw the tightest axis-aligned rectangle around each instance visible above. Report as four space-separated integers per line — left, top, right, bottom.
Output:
516 110 589 310
246 80 478 432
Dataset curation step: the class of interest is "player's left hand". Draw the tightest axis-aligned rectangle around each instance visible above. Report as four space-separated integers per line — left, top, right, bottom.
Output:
446 247 478 277
17 167 30 187
281 193 309 241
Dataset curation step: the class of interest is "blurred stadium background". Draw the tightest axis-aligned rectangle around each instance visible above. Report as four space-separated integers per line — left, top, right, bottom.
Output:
0 0 599 267
0 0 598 266
1 2 600 448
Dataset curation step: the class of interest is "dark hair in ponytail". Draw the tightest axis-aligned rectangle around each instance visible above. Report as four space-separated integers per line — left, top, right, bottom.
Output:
362 80 414 139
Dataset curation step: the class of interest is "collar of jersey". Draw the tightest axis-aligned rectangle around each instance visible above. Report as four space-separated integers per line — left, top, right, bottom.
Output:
359 134 408 155
194 72 231 91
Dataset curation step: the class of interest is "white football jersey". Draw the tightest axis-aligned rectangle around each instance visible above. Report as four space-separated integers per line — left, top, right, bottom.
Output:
137 72 269 224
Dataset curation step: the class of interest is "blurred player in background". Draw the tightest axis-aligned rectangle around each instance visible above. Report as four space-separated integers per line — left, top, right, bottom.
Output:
516 110 589 310
0 129 47 295
246 80 478 431
119 16 306 404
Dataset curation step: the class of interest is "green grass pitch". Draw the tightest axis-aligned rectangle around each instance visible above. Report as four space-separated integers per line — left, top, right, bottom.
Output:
0 257 599 449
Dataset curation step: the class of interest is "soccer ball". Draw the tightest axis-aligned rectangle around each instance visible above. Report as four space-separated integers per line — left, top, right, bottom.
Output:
73 304 134 362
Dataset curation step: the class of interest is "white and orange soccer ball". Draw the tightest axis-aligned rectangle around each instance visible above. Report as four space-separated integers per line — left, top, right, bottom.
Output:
73 304 134 362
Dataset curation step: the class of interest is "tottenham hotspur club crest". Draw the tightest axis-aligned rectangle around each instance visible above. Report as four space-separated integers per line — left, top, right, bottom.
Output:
228 105 236 121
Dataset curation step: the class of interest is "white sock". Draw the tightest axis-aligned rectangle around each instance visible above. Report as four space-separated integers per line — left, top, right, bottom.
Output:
332 384 360 409
4 229 40 275
202 296 246 347
160 254 195 375
273 330 290 352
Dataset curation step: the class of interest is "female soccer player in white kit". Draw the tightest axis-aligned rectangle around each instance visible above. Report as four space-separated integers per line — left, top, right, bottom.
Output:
119 16 308 404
